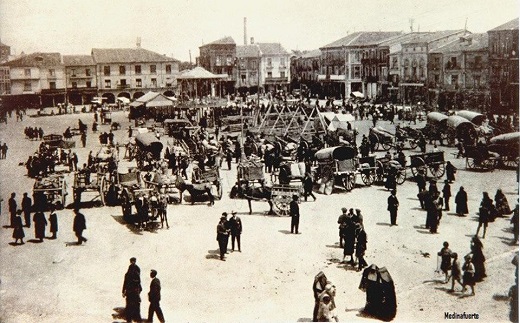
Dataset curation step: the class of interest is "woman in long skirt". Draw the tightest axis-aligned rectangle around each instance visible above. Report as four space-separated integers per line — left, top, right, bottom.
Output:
471 236 486 282
12 212 25 244
495 189 512 217
462 254 476 295
455 187 468 216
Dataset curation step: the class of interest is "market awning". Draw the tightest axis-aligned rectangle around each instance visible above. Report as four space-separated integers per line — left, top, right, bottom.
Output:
117 97 130 104
177 67 224 80
350 91 364 98
399 83 424 86
146 99 176 107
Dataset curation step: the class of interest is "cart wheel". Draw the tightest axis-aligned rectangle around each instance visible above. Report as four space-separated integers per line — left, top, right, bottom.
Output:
409 139 418 149
375 160 385 182
374 141 380 151
481 158 496 171
341 176 353 191
99 176 108 206
361 171 374 186
396 168 407 185
410 157 426 177
273 196 290 214
429 163 445 178
324 179 333 195
504 157 518 168
466 157 475 170
382 141 392 151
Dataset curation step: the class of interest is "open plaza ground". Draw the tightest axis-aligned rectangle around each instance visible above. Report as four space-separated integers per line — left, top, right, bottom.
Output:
0 108 517 322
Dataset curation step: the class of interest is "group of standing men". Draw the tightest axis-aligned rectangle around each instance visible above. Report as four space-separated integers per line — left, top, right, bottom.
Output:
216 211 243 261
337 207 368 271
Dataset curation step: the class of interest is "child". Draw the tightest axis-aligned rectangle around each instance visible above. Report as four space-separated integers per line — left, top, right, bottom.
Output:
317 284 339 322
449 253 463 292
462 254 476 296
438 241 452 283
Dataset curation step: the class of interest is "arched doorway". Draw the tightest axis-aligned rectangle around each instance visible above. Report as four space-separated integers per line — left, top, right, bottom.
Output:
133 92 145 100
68 93 82 105
163 90 175 97
118 92 131 99
102 93 115 104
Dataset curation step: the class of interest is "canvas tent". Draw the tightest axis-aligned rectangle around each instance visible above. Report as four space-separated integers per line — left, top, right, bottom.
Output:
177 67 226 98
318 112 355 131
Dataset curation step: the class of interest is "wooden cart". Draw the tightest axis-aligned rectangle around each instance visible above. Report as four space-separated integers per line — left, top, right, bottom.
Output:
33 175 68 209
409 151 446 178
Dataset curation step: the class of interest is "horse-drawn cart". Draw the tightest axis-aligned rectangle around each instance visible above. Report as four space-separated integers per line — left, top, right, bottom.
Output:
488 132 520 169
464 145 499 171
270 185 302 215
409 151 446 178
314 146 358 195
33 174 67 209
375 157 407 185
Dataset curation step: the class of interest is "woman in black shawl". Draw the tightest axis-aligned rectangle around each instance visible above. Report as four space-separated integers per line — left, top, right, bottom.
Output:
470 236 486 282
455 186 468 216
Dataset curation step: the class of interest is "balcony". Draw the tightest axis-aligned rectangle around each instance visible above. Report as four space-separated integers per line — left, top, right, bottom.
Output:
117 84 130 89
266 64 274 70
264 77 288 84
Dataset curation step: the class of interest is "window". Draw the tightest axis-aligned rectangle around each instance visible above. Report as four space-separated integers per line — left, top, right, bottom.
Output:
474 75 481 87
103 66 110 76
119 65 126 75
136 79 142 87
451 75 458 85
120 79 127 87
226 55 232 66
166 82 172 87
353 66 361 78
216 56 222 66
86 81 92 87
280 57 286 67
49 69 55 76
135 65 141 74
85 68 91 76
105 79 111 88
392 57 398 69
71 69 76 77
267 72 272 78
241 74 246 82
24 81 31 91
72 82 77 88
250 60 257 69
166 64 172 74
150 65 156 74
49 81 56 89
24 69 31 77
474 56 482 67
450 57 457 68
267 58 272 67
280 71 285 79
151 78 157 87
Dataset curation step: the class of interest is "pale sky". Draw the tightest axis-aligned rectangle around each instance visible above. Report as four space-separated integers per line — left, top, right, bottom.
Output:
0 0 518 62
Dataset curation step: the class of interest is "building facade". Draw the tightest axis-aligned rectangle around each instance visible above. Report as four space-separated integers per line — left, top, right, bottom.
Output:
63 55 97 105
290 49 321 96
0 42 11 63
1 52 66 108
319 31 402 99
256 43 291 93
198 36 236 95
236 44 261 94
91 47 180 103
488 18 519 114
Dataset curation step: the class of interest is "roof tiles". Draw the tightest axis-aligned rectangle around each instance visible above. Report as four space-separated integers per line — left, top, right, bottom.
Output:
91 48 178 64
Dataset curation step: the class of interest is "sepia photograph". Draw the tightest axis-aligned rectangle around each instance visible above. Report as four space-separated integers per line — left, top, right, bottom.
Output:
0 0 518 322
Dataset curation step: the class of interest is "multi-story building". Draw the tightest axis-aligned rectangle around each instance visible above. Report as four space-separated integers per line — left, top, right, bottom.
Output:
256 42 291 93
198 36 236 95
488 18 519 114
63 55 97 105
397 30 467 104
0 66 9 96
319 31 402 99
290 49 321 95
91 47 180 103
1 52 66 108
0 41 11 63
236 44 261 93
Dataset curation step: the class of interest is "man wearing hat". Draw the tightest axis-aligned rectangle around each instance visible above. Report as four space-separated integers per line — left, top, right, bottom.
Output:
442 180 451 211
147 269 165 323
290 195 300 234
122 257 142 322
387 190 399 226
337 208 349 248
228 210 242 252
216 213 230 260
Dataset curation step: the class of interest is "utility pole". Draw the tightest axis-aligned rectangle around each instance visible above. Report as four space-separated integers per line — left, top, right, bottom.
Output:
409 18 415 32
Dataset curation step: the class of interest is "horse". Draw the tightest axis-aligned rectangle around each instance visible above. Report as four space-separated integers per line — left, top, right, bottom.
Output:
229 181 274 215
175 175 215 206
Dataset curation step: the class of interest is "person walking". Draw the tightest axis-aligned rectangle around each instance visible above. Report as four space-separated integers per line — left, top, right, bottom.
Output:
72 153 79 171
80 132 87 148
477 192 494 239
147 269 165 323
495 189 512 217
337 208 348 248
455 187 469 216
437 241 452 283
12 210 25 245
48 204 58 239
33 210 47 242
216 213 229 261
21 192 32 228
471 236 486 282
73 209 87 244
462 254 476 296
228 210 242 252
387 190 399 226
303 172 316 202
355 223 368 272
2 143 8 159
8 192 17 227
511 203 519 244
449 253 463 292
290 195 300 234
442 180 451 211
445 161 457 183
122 258 142 322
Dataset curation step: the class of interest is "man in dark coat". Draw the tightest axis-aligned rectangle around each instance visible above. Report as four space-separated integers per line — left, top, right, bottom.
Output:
147 269 165 323
33 210 47 242
303 173 316 202
415 172 426 194
445 161 457 183
228 210 242 252
290 195 300 234
21 192 32 227
8 192 17 227
216 214 230 261
442 180 451 211
122 258 142 322
356 224 368 271
48 204 58 239
73 209 87 244
343 215 356 265
387 190 399 226
455 186 469 216
337 207 348 248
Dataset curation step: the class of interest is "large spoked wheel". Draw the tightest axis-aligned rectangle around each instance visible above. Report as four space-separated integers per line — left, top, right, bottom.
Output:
375 160 385 183
503 157 519 168
382 140 392 151
324 179 334 195
396 168 407 185
342 174 355 191
409 139 418 149
466 157 476 170
481 158 497 171
99 176 109 206
410 157 426 177
429 162 445 178
273 195 290 215
361 171 374 186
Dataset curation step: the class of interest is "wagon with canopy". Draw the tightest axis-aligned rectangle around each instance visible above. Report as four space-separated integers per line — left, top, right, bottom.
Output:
135 132 163 168
464 144 500 171
445 115 478 146
314 146 359 194
421 112 449 145
369 127 394 151
488 132 520 168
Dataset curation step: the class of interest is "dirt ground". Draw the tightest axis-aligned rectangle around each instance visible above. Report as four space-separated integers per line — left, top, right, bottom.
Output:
0 109 518 322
